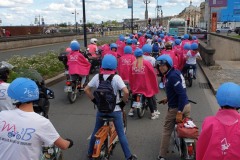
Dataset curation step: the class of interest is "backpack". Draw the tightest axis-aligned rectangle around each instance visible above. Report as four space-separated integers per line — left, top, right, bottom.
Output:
93 74 116 113
152 43 159 52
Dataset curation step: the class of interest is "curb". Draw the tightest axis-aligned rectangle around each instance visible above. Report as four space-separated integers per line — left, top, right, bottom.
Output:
45 73 65 87
197 61 217 95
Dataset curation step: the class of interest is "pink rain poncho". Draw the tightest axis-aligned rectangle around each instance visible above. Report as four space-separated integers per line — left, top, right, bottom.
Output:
173 45 184 70
116 41 126 57
118 54 136 82
161 49 180 70
67 51 91 75
88 44 98 57
197 109 240 160
129 60 159 97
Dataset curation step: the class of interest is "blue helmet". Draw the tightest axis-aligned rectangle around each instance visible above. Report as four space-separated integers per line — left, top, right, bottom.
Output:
110 43 118 50
160 34 164 38
183 43 191 50
192 36 197 40
174 35 178 39
70 40 80 51
132 39 138 45
134 48 143 57
8 77 39 103
216 82 240 108
142 44 152 54
167 33 171 36
101 54 117 70
191 43 198 50
183 34 189 40
124 46 132 54
146 34 152 39
175 39 182 45
119 35 125 41
156 54 173 67
158 38 162 43
126 39 132 45
129 34 134 39
137 32 142 36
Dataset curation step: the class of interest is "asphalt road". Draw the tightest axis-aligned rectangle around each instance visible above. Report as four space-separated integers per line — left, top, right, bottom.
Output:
48 66 219 160
1 39 219 159
0 36 116 61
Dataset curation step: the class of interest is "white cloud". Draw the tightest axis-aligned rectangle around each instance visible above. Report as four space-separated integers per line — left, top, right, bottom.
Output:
0 0 203 25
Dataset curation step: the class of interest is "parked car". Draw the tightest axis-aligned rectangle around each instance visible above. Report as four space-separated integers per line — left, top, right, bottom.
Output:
216 27 234 33
234 27 240 34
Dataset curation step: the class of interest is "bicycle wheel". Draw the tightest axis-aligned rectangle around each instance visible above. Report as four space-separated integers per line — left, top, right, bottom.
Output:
67 83 78 103
137 105 146 118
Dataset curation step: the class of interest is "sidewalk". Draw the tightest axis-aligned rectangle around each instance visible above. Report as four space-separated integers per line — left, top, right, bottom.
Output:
198 60 240 94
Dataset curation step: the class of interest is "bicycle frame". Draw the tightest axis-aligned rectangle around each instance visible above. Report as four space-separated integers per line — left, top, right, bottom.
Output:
92 117 118 159
173 124 196 160
40 145 63 160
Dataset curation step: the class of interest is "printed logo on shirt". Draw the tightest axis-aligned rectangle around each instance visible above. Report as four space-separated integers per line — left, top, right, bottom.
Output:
0 121 35 146
0 89 7 100
69 55 78 61
221 138 230 155
132 66 145 74
121 58 132 65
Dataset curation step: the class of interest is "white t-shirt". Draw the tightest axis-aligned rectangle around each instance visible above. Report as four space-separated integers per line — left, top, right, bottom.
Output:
0 82 15 111
0 109 60 160
186 51 201 65
88 74 126 112
143 55 156 67
146 39 152 45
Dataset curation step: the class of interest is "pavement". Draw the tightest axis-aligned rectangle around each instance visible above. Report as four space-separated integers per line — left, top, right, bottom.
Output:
198 60 240 94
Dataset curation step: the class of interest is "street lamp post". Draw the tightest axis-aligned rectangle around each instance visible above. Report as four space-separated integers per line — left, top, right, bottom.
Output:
156 0 161 26
72 9 79 34
143 0 151 20
35 15 44 26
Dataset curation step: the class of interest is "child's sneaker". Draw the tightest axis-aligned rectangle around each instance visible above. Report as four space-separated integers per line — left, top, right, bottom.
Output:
157 155 166 160
128 110 134 116
154 110 160 115
151 114 159 120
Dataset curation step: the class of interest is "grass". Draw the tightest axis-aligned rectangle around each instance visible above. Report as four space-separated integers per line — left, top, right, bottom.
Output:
7 38 117 82
231 35 240 39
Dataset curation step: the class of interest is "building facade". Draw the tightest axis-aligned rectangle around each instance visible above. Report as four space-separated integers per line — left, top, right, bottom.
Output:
178 1 201 27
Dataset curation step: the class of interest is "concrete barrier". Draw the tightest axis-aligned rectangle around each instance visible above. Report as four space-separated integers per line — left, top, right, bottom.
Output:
209 33 240 61
199 40 216 66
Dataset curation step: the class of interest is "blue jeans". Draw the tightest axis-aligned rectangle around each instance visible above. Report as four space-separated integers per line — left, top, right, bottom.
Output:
88 111 132 159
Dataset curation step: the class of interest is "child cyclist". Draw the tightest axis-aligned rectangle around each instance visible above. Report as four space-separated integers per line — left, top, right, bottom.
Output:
67 40 91 89
197 82 240 160
84 55 137 160
128 48 159 119
182 43 202 79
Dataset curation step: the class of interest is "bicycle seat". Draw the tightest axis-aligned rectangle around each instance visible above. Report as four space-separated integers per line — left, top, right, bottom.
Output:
99 116 115 122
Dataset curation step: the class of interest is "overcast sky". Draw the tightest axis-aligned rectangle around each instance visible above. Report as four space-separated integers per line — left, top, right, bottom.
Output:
0 0 203 26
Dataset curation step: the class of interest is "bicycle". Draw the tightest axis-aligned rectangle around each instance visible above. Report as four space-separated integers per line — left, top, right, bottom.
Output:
130 94 149 118
40 145 63 160
173 122 196 160
64 74 89 103
91 110 127 159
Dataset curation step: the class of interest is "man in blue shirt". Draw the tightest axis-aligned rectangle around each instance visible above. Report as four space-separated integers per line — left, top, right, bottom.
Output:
155 54 191 160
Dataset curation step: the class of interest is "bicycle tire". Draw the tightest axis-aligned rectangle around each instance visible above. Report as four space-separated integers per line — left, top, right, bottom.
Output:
137 105 146 118
67 83 78 103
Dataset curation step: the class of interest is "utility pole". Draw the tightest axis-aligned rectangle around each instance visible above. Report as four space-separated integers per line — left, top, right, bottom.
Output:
131 0 133 34
143 0 151 20
72 9 79 35
82 0 87 48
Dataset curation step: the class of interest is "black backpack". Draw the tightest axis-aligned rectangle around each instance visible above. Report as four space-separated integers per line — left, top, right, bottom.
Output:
93 74 116 113
152 42 160 52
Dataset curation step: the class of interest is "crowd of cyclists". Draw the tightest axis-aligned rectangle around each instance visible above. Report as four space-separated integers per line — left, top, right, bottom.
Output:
0 28 240 160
